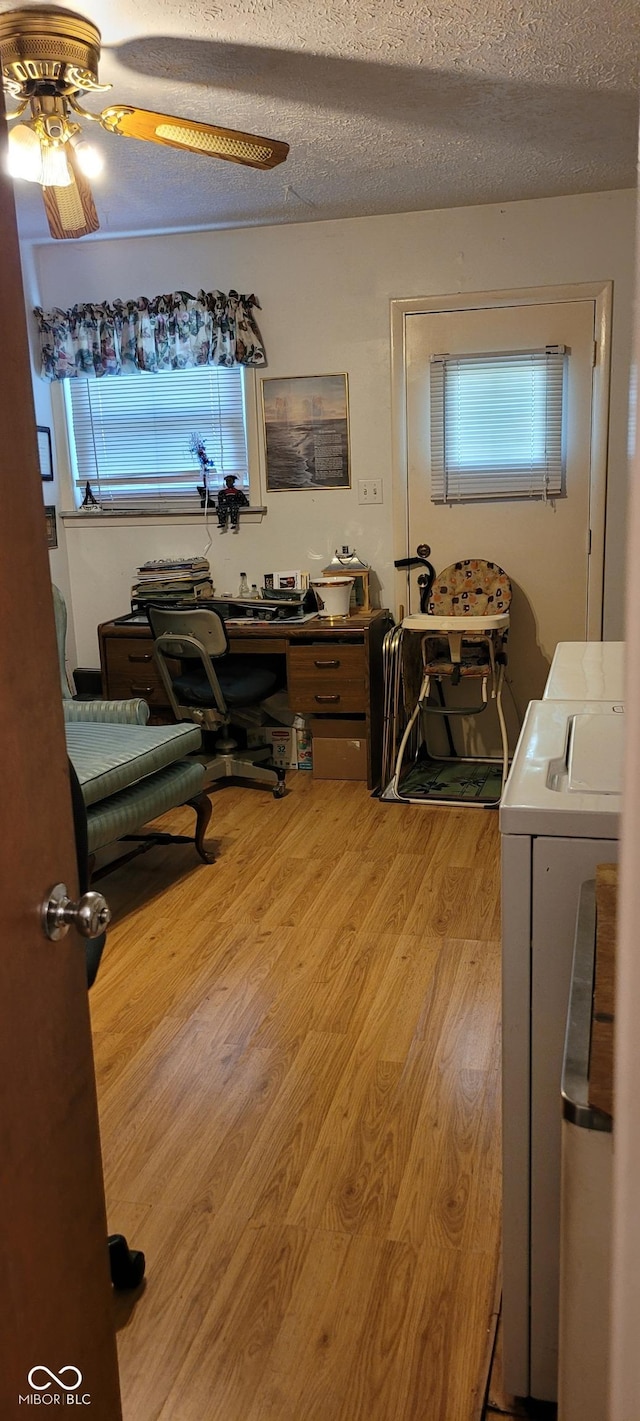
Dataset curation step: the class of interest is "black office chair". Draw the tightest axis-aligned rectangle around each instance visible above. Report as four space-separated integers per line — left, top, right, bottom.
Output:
148 606 286 797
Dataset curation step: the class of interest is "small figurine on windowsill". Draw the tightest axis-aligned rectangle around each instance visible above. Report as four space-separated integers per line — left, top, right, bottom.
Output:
80 480 101 512
217 474 249 533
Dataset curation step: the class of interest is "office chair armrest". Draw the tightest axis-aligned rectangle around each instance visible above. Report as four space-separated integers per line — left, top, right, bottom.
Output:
62 698 150 726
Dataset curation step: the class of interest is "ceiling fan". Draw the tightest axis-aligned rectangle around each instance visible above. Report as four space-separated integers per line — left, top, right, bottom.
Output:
0 7 289 239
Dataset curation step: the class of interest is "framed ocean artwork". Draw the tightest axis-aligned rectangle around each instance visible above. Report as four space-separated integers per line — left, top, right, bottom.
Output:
261 374 350 492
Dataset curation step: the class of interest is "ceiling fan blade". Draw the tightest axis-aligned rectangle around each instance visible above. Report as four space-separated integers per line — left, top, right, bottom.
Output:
99 104 288 170
42 149 100 240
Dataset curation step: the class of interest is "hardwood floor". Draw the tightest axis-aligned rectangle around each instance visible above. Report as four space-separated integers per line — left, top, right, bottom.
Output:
90 773 502 1421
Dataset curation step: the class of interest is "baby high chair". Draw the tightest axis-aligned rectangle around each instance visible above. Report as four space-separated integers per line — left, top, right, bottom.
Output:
382 556 511 806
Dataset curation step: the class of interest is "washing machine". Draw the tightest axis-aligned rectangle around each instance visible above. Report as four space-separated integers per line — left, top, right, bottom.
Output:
543 640 624 701
500 697 623 1402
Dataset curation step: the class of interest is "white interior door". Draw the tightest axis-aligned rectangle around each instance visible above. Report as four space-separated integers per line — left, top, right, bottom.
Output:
404 299 599 742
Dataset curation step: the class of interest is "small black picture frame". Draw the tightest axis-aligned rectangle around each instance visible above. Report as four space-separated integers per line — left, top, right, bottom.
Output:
44 504 57 550
37 425 53 482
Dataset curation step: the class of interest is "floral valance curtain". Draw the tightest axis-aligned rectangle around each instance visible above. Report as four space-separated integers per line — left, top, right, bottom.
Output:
34 289 267 381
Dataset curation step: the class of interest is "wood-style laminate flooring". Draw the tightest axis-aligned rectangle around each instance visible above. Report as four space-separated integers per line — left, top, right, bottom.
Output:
90 773 502 1421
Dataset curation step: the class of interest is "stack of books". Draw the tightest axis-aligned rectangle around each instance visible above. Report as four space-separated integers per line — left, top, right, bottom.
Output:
131 557 214 609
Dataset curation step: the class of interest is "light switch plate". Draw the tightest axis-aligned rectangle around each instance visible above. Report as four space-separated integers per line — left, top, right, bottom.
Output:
358 478 383 504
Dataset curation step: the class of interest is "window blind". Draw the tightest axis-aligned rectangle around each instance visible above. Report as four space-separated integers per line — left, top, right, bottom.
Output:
66 365 248 510
429 347 566 503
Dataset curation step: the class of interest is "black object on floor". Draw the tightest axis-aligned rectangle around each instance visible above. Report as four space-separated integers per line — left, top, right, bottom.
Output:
108 1234 146 1291
72 667 103 699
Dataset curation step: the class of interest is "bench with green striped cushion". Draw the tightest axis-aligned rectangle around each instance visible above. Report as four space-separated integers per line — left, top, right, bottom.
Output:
66 721 202 806
84 757 206 854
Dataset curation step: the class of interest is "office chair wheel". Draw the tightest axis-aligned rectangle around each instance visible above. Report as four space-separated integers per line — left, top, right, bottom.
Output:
108 1233 146 1291
271 767 285 801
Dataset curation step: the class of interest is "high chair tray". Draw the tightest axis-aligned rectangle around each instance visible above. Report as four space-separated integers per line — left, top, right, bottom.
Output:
402 611 510 632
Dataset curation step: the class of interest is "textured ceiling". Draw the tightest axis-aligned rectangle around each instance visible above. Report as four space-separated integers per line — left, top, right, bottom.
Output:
2 0 638 241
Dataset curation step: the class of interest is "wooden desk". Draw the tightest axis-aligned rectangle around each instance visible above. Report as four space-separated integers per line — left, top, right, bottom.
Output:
98 610 392 788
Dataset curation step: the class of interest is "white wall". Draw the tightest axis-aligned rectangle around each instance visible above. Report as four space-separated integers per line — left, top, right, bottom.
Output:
30 188 636 665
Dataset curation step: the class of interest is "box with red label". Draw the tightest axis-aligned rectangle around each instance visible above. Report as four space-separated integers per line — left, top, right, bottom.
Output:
266 725 298 768
247 723 313 770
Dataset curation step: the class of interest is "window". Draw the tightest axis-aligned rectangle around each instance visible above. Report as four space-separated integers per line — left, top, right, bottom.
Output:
429 346 566 503
64 365 250 511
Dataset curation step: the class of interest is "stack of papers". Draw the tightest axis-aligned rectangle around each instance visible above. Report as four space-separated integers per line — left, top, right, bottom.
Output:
131 557 214 605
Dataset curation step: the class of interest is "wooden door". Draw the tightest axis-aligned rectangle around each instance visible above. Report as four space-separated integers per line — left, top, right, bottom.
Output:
0 115 122 1416
404 298 600 747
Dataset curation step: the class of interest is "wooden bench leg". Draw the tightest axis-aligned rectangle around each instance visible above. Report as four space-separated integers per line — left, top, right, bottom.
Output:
188 792 215 863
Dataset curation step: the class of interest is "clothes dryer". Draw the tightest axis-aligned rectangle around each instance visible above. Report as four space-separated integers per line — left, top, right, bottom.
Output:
500 698 622 1401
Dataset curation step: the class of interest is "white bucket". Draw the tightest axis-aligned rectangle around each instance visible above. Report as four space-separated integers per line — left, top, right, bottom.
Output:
311 576 354 618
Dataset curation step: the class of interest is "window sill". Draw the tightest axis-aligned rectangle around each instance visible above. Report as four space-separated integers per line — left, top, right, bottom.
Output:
61 506 268 528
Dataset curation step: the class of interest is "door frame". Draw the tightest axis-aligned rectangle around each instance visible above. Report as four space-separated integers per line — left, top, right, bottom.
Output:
390 281 613 636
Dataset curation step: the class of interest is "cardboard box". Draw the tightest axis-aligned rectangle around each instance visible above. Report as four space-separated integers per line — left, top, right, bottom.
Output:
311 719 368 780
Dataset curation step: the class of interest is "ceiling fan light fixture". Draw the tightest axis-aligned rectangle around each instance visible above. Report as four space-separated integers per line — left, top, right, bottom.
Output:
71 135 103 179
0 7 288 237
7 121 43 182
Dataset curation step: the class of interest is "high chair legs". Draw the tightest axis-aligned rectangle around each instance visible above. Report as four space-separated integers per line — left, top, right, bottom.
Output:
382 662 510 807
495 664 510 790
384 672 430 800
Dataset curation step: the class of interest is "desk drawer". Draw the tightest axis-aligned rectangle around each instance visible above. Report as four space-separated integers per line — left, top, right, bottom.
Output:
288 644 367 713
107 675 169 707
105 636 155 675
103 636 172 705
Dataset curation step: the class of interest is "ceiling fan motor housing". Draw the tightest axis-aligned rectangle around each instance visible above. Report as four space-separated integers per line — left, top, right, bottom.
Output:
0 8 102 98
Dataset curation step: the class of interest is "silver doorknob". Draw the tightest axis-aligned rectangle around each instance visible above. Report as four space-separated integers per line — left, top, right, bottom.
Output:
42 883 112 942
